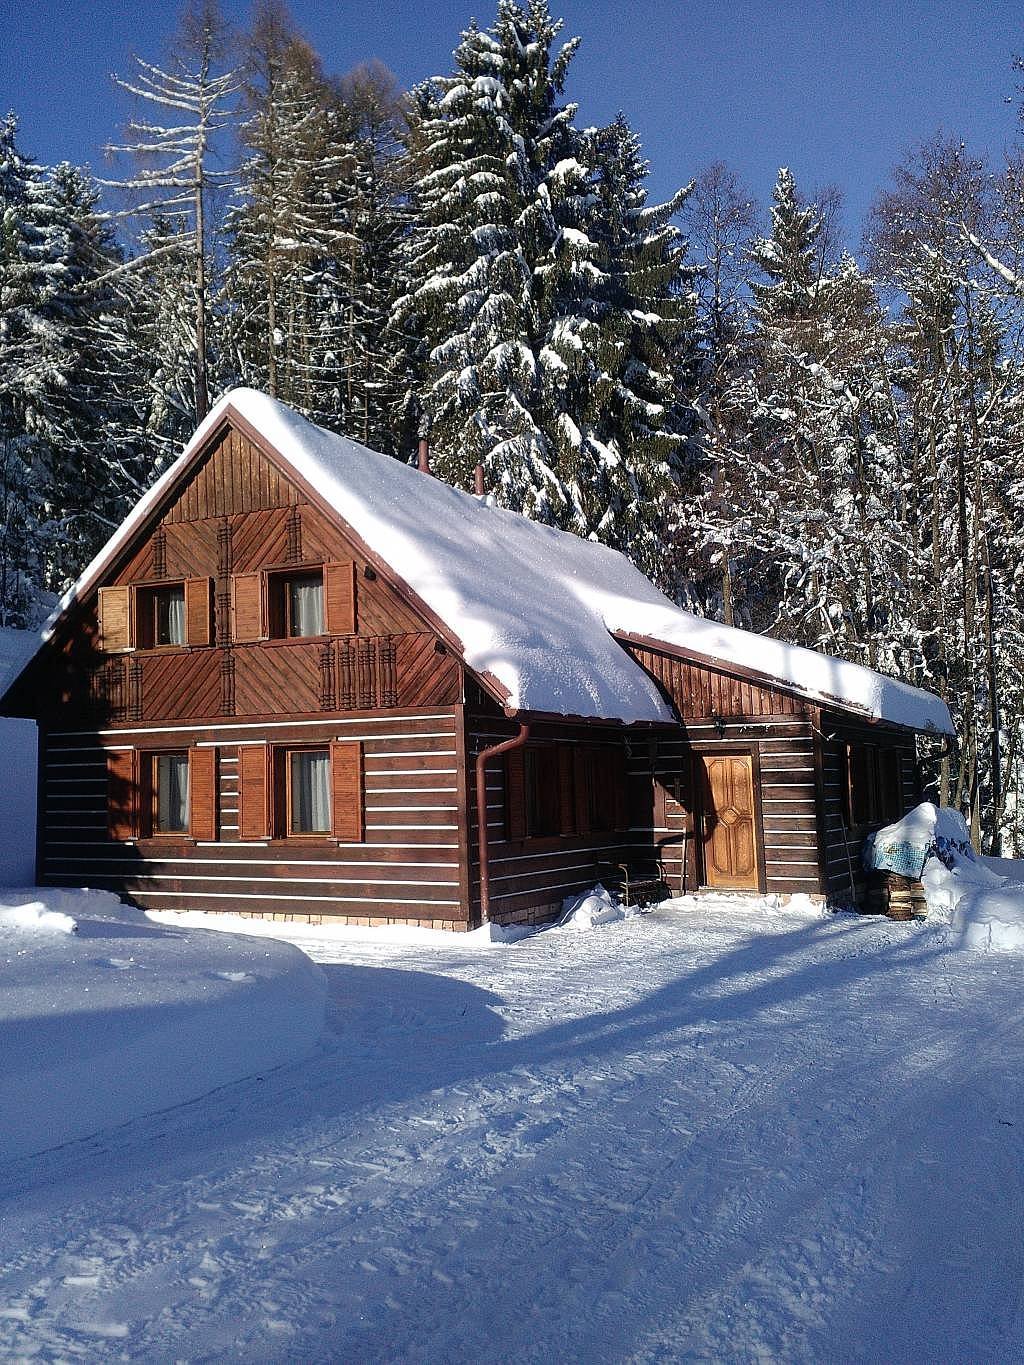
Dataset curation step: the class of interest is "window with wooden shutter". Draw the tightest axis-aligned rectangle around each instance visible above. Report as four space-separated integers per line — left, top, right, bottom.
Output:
238 744 270 839
330 740 364 842
189 747 218 840
185 578 212 647
98 586 132 652
324 561 356 635
232 573 263 642
107 748 137 839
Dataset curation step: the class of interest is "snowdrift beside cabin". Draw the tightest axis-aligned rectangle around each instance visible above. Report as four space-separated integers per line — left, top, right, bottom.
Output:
871 804 1024 952
0 889 326 1164
27 389 953 733
0 629 39 886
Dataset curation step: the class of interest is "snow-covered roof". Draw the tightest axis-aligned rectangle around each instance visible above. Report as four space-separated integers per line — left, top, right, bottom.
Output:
24 389 954 735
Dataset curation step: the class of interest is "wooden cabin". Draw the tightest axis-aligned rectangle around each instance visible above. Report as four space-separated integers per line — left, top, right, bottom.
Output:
0 390 954 930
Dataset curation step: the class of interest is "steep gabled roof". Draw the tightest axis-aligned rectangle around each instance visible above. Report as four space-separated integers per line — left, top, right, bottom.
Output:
10 389 955 735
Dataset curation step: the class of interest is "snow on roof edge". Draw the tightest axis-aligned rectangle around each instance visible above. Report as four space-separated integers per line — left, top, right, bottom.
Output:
2 387 956 736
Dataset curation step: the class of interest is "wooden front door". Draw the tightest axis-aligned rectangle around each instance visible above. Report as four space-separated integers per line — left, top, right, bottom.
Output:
697 753 760 891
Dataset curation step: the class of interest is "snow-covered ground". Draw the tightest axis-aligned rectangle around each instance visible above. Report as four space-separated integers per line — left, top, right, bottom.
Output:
0 889 325 1164
2 895 1024 1361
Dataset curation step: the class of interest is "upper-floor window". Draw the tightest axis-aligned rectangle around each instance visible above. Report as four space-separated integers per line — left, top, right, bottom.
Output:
137 583 186 648
268 570 325 638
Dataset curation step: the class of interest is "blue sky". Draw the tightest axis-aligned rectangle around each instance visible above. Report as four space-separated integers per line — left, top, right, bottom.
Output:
3 0 1022 244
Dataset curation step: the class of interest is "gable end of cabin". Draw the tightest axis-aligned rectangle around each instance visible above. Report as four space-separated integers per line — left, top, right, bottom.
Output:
8 413 478 930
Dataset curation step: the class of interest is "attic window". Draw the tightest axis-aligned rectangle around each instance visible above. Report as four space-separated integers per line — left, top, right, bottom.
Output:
268 570 325 638
137 584 185 648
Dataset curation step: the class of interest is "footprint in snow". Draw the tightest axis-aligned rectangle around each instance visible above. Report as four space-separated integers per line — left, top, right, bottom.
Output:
210 970 255 983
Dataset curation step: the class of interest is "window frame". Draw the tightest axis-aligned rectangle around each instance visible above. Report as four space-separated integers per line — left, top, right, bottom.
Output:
135 581 187 651
265 565 327 641
148 748 190 837
273 744 333 840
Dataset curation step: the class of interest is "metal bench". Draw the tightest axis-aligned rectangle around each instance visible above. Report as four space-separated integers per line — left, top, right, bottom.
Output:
604 860 669 908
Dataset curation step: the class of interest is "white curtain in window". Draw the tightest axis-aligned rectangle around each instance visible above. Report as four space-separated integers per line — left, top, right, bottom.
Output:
292 751 330 833
157 754 189 832
290 578 324 637
166 590 186 646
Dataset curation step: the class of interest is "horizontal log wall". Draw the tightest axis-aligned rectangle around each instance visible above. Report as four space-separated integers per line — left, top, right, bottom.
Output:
39 708 472 929
818 714 921 906
635 717 824 898
466 716 654 925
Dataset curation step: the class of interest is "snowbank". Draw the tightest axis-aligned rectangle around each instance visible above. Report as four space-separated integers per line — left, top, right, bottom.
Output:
879 804 1024 952
25 389 952 733
0 711 37 887
150 909 536 949
558 883 646 929
0 889 326 1164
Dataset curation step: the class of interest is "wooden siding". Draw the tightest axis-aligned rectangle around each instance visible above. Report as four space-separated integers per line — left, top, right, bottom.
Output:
38 710 470 924
466 714 653 925
6 425 463 726
817 712 921 906
624 643 805 718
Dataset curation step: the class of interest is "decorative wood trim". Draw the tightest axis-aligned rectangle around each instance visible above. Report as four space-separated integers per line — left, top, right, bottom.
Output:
152 527 167 579
286 505 302 564
220 650 236 716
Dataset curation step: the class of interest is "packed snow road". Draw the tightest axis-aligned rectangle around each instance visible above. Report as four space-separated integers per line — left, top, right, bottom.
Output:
2 900 1023 1362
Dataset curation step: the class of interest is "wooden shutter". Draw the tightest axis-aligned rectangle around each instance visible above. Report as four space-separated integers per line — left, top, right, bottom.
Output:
506 747 527 839
238 744 270 839
189 747 218 841
185 577 212 646
558 746 576 835
98 586 132 652
232 573 263 642
324 561 356 635
573 749 590 834
330 740 364 842
107 748 137 839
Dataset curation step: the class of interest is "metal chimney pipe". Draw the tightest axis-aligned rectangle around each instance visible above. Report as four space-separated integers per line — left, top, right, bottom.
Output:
417 437 431 474
474 463 485 495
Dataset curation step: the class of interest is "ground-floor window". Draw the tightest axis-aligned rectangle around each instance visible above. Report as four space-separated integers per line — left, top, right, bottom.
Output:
153 751 189 833
285 748 331 835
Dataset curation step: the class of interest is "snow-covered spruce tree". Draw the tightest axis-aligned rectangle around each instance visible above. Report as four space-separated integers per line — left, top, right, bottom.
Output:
392 5 571 516
104 0 238 422
0 112 65 623
392 1 693 566
537 114 694 581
